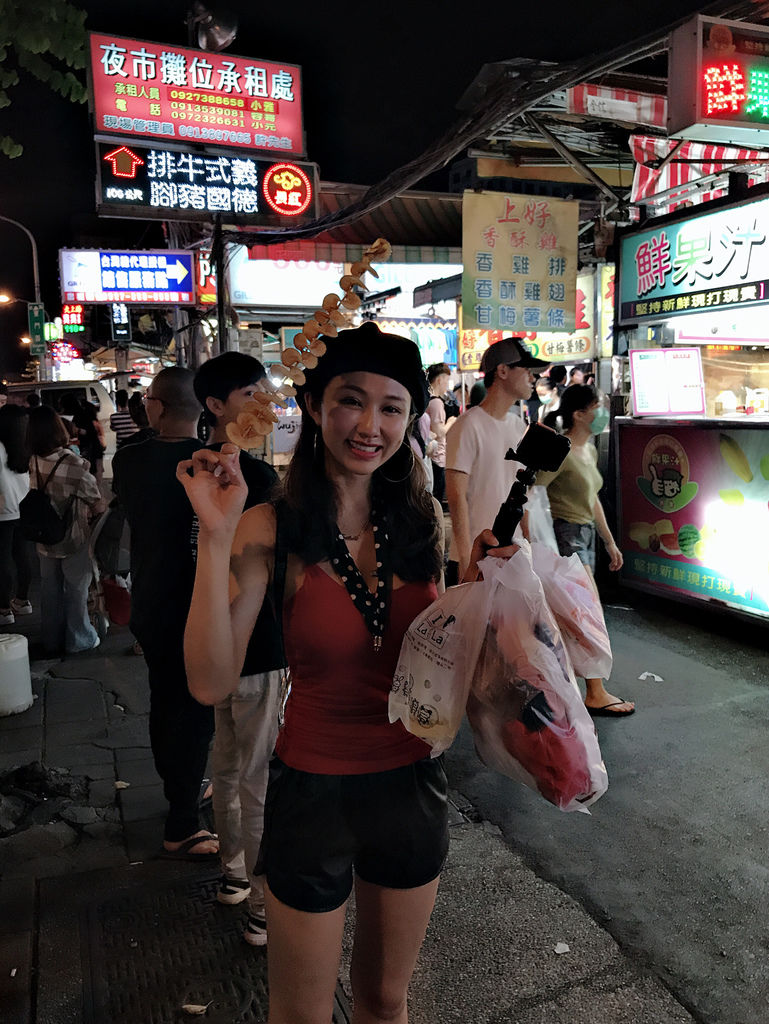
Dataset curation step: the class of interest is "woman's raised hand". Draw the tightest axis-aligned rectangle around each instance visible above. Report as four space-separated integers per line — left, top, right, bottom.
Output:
176 444 248 537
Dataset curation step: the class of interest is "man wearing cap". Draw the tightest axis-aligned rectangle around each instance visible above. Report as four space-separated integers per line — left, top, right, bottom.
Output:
446 337 549 583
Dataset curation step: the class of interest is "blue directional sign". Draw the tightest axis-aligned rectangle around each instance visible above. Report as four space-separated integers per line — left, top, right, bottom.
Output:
59 249 195 305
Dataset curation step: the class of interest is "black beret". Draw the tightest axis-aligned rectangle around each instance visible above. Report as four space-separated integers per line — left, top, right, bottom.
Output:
300 321 430 416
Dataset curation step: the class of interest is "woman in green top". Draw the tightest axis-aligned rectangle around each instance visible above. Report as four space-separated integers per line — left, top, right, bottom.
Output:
539 385 634 717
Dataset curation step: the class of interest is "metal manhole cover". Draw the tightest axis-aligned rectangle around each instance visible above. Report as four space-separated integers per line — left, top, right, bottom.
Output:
37 865 350 1023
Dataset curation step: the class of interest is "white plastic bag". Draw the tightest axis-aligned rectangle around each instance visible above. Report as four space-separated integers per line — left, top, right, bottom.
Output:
389 578 496 755
466 546 608 812
530 542 613 680
526 485 559 553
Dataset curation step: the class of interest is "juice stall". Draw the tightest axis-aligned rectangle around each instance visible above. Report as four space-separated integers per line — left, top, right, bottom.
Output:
615 189 769 620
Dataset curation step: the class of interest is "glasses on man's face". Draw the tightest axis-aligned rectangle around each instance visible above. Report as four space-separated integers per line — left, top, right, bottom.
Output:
143 394 165 407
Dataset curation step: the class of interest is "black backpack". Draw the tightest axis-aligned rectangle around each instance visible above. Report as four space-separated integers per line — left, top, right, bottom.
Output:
19 455 73 545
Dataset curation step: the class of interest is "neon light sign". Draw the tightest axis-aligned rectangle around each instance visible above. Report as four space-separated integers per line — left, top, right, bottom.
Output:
262 162 312 216
669 15 769 144
62 304 85 333
96 139 318 226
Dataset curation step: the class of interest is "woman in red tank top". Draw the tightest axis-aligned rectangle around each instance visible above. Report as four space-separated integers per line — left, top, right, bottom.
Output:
180 323 508 1024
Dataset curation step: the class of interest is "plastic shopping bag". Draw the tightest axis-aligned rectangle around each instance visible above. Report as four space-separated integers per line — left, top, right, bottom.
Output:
530 542 613 681
526 486 559 553
466 545 608 812
389 577 496 755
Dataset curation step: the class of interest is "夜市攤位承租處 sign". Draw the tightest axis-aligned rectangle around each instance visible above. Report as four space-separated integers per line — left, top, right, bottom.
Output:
59 249 195 305
89 33 304 156
96 139 317 225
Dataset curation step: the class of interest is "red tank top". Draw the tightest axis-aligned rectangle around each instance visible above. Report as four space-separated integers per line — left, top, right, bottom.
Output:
276 563 437 774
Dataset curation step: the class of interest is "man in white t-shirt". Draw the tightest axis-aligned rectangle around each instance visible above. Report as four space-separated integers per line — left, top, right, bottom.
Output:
446 337 549 584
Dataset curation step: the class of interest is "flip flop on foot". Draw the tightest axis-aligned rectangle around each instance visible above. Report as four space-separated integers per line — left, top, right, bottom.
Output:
586 700 635 717
161 830 219 861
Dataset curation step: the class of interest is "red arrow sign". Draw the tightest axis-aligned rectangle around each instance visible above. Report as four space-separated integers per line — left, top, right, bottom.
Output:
104 146 144 179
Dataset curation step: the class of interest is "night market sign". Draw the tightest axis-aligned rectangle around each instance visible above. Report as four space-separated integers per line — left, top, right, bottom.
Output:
669 15 769 146
89 33 304 156
96 139 317 225
461 191 578 333
618 195 769 325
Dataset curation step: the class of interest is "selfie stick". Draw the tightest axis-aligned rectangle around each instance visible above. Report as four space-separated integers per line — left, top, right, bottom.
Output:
491 423 571 547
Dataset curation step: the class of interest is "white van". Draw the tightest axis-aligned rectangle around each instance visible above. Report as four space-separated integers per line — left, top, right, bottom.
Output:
7 380 118 476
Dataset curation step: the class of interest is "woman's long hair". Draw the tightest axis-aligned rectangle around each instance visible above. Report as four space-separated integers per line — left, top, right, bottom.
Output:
278 407 442 583
0 406 30 473
543 384 597 431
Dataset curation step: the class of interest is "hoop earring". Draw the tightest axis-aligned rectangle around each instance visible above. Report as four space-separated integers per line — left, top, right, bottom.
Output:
380 442 415 484
313 428 323 461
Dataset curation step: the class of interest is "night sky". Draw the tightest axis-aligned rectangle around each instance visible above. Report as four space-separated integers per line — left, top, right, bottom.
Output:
0 0 711 373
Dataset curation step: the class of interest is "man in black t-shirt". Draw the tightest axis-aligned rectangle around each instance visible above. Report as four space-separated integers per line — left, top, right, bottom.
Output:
112 368 217 861
193 353 283 947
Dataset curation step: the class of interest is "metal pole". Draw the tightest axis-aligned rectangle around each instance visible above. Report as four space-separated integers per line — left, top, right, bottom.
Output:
0 213 41 303
212 214 227 354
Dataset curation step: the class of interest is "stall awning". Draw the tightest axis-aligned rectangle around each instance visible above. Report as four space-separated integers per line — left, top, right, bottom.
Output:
245 182 462 264
566 84 667 130
630 134 769 215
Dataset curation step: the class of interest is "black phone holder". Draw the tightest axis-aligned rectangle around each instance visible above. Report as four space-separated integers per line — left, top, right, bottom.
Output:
491 423 571 547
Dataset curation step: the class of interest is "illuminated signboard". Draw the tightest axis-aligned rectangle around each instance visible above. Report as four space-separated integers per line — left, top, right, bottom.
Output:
618 194 769 325
62 304 85 333
89 33 304 156
60 249 195 304
196 251 216 306
669 15 769 144
96 139 317 225
111 303 131 341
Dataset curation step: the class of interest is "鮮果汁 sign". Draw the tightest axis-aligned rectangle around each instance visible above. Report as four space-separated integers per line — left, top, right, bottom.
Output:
618 194 769 325
89 32 304 156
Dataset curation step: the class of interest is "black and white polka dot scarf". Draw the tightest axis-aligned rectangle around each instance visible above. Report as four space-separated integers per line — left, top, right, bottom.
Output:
330 505 391 652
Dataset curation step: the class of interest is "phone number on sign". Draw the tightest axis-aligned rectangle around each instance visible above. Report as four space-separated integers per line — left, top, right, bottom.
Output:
169 89 246 108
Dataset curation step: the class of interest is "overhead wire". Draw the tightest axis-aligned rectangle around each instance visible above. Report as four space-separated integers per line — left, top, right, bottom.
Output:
222 0 764 247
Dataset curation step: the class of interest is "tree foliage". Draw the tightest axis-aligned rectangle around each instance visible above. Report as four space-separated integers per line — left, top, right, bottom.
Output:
0 0 87 157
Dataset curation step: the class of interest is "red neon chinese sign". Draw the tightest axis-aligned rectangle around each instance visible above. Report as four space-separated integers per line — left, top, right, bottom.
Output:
89 33 304 156
62 304 85 333
262 162 313 216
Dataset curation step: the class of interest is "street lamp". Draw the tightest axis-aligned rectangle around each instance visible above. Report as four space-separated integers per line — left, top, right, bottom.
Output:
0 214 41 304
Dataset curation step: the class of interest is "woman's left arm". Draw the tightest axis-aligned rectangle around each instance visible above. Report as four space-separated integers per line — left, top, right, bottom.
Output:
593 499 623 571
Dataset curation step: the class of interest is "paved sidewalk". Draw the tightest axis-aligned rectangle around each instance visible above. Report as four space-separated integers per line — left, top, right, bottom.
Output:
0 600 697 1023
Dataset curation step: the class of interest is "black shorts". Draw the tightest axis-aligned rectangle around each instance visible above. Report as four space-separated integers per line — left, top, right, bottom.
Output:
258 756 449 913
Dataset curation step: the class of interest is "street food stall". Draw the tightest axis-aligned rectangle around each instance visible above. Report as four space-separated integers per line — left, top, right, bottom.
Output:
615 189 769 620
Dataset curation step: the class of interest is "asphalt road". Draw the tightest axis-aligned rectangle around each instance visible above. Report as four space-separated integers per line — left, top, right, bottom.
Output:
445 585 769 1024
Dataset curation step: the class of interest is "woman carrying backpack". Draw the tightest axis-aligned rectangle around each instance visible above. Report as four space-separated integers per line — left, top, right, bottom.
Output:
0 406 31 624
28 407 105 654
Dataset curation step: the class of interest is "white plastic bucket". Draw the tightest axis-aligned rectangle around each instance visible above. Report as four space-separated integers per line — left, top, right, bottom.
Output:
0 634 33 716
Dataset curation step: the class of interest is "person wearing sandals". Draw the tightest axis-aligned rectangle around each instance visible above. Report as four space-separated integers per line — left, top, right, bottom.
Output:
179 322 514 1023
539 384 635 718
193 352 283 946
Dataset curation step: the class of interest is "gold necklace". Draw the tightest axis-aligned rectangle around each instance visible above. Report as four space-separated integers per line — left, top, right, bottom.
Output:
339 519 370 542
